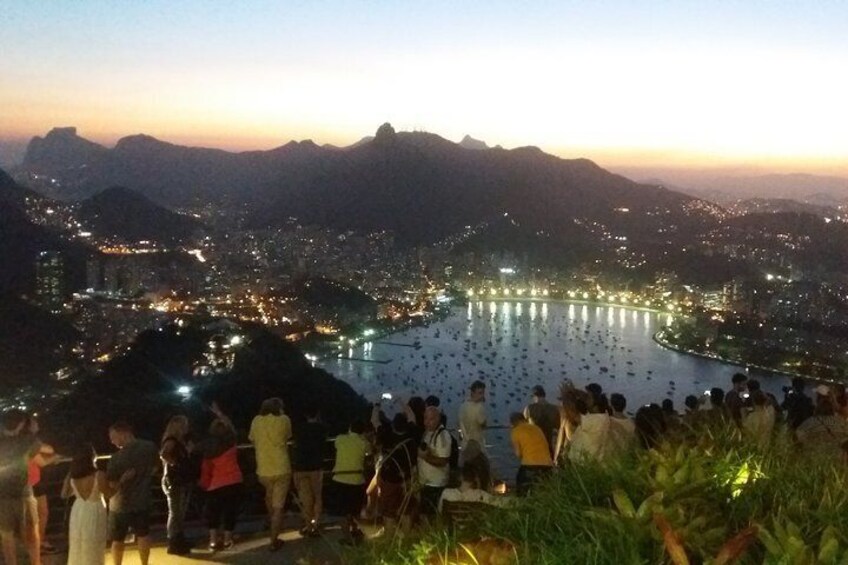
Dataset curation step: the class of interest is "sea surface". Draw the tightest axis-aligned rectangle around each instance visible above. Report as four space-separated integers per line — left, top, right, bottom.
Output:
320 300 791 477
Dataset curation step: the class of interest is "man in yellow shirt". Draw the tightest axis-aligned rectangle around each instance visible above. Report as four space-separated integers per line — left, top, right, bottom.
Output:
248 398 292 552
509 413 553 496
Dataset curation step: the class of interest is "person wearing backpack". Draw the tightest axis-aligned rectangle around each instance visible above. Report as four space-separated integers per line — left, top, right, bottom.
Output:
417 407 452 517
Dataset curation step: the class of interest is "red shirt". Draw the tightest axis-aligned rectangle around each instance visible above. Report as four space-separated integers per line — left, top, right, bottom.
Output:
200 446 242 491
28 458 41 487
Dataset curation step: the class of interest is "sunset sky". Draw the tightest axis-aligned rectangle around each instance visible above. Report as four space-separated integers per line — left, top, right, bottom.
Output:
2 0 847 173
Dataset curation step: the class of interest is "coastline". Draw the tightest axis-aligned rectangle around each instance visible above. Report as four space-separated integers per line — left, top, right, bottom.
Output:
318 296 839 386
651 326 840 384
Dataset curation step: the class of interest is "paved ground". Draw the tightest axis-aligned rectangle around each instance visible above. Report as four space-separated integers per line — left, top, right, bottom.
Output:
32 515 379 565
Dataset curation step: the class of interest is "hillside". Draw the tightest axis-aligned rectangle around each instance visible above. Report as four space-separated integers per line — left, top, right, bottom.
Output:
0 295 80 391
0 168 89 295
78 186 203 244
43 320 369 452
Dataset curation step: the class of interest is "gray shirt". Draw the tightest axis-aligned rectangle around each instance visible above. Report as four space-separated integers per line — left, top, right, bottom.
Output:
106 438 158 512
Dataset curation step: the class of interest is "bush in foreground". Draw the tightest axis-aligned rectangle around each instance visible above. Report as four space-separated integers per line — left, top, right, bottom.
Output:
351 426 848 564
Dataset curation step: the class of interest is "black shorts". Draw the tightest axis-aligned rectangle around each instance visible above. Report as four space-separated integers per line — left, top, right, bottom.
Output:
419 485 445 516
32 482 49 498
109 510 151 540
332 482 365 517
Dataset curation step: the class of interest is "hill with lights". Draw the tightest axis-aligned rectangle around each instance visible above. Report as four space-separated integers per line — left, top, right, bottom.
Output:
42 318 369 452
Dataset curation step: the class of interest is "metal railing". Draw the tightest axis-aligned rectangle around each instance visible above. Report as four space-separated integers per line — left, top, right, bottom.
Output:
38 427 516 538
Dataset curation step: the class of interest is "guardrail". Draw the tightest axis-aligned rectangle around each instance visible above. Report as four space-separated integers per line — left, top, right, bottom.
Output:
38 426 516 538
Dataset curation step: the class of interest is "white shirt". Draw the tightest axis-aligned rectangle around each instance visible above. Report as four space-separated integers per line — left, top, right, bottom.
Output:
743 406 775 446
459 400 486 449
568 413 613 463
438 487 508 512
418 427 452 487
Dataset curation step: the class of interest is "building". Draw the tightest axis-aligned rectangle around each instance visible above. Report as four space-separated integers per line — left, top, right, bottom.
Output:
35 250 64 313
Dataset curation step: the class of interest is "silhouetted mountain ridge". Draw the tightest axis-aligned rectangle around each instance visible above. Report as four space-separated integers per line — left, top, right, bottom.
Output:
20 125 702 252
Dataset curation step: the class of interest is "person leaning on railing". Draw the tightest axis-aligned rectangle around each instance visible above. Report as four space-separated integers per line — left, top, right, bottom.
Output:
198 403 242 551
330 418 370 545
248 397 292 552
159 415 195 555
509 412 553 496
61 444 110 565
371 397 419 535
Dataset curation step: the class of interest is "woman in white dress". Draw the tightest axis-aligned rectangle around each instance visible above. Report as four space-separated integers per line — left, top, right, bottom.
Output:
62 445 110 565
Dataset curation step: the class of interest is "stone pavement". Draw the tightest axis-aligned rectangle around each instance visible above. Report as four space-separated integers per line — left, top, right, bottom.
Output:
36 516 379 565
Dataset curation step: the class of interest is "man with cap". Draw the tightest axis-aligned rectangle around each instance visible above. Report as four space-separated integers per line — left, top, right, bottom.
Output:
459 381 487 452
523 385 561 456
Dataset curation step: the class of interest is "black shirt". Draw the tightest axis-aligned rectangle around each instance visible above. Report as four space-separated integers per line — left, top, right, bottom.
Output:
0 434 39 499
292 421 327 472
377 423 419 484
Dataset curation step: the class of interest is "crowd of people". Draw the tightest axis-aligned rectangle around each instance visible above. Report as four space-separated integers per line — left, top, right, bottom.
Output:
1 372 847 564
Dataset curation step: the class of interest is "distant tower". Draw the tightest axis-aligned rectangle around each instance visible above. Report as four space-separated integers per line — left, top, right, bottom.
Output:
35 250 64 312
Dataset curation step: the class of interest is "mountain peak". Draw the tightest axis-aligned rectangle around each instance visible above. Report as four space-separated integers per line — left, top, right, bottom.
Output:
114 134 167 150
374 122 397 145
45 126 80 138
459 135 489 150
23 127 108 175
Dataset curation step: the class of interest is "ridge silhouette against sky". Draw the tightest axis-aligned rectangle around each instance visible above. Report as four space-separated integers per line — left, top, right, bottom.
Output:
1 1 847 175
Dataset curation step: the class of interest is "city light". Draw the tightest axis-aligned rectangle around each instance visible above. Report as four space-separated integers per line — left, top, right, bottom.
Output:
499 267 515 275
177 385 191 396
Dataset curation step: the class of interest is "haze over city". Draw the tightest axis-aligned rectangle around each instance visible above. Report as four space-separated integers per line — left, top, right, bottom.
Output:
2 0 848 177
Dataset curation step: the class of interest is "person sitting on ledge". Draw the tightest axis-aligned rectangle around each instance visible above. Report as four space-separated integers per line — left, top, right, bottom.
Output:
438 465 507 512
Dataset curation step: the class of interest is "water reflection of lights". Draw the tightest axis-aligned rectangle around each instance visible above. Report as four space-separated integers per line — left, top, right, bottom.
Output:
529 302 537 318
516 302 522 316
541 302 548 321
